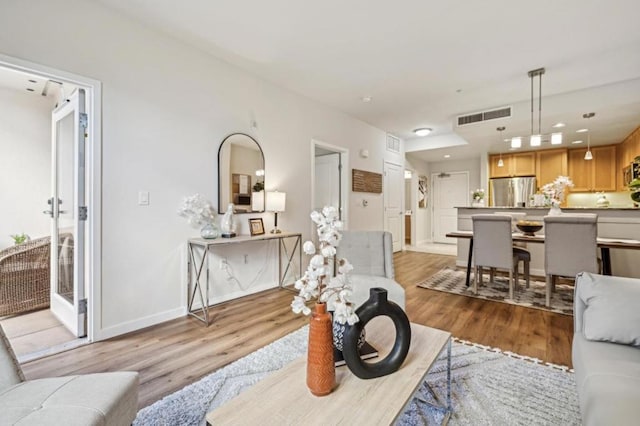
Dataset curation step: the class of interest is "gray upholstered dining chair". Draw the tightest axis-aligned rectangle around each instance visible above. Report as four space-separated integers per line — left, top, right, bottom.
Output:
471 214 530 299
543 214 599 307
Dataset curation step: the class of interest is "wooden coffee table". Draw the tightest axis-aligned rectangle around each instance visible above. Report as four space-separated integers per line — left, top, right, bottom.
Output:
206 319 452 425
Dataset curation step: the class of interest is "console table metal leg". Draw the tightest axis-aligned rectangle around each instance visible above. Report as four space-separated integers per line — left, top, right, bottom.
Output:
279 235 301 293
187 243 211 325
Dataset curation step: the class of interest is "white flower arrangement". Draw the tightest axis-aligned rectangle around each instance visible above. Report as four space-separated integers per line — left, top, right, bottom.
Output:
177 193 217 227
541 176 574 207
471 188 485 201
291 206 358 325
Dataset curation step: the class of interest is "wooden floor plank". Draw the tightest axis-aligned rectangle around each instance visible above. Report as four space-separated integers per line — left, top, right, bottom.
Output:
20 250 573 409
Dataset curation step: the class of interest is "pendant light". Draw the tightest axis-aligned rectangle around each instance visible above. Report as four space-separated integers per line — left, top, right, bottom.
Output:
528 68 545 147
583 112 595 160
497 126 505 167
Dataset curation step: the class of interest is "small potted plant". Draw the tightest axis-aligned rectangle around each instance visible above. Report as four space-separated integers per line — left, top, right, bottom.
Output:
10 233 30 245
629 178 640 206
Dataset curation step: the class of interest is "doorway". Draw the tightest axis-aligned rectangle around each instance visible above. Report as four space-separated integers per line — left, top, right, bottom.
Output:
0 54 101 360
311 140 349 229
384 161 404 252
431 171 469 244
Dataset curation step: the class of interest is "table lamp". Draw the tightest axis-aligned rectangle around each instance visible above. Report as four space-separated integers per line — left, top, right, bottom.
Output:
266 191 286 234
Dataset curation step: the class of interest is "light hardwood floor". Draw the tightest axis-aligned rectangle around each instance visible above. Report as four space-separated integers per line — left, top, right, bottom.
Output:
21 251 573 409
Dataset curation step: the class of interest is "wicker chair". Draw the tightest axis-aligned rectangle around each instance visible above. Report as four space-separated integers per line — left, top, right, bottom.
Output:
0 236 51 317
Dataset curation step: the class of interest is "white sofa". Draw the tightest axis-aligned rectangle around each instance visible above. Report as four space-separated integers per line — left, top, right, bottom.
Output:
335 230 405 310
0 324 139 425
572 272 640 425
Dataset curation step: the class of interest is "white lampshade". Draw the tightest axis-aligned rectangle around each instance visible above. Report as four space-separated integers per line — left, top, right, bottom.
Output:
551 132 563 145
266 191 286 212
511 137 522 149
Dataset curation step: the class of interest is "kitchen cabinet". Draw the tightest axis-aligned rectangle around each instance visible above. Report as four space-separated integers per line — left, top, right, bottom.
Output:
489 152 536 178
568 145 617 192
617 126 640 190
535 149 567 189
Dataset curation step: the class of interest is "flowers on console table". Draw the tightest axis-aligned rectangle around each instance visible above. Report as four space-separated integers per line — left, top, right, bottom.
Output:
177 193 217 227
291 206 358 325
540 176 574 207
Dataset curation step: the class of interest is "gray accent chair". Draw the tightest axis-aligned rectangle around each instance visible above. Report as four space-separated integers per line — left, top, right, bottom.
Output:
0 324 139 425
471 214 530 299
572 272 640 425
335 231 405 310
543 214 598 307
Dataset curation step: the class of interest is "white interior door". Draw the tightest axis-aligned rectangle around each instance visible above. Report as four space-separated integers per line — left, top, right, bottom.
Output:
314 153 340 212
432 171 468 244
384 161 403 252
49 89 87 337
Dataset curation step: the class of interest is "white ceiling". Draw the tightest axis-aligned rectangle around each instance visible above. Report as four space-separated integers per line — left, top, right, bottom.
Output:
94 0 640 162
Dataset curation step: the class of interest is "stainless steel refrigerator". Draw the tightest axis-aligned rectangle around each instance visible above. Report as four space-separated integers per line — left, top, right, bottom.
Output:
489 176 536 207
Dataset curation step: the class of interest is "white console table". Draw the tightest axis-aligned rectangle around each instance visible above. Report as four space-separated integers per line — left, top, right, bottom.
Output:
187 232 302 326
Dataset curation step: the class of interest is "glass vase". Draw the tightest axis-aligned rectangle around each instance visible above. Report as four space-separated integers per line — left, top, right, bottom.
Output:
200 222 219 239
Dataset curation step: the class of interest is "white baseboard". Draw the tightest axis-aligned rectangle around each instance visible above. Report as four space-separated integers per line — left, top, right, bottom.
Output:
94 307 186 341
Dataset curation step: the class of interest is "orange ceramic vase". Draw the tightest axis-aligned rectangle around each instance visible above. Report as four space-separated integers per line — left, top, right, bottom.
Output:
306 302 335 396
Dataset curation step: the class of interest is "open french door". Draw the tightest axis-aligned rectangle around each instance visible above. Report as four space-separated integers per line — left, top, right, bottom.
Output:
47 89 87 337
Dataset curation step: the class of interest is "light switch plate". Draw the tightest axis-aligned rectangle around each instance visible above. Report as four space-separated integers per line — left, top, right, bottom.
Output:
138 191 150 206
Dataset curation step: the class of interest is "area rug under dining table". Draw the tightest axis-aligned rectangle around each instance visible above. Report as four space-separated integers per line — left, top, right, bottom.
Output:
134 326 580 425
417 267 574 315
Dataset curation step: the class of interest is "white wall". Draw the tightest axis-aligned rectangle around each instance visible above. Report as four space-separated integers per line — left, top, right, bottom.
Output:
0 86 55 249
0 0 404 338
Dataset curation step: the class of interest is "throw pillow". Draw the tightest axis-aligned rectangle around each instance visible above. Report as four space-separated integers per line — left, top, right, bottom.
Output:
578 272 640 347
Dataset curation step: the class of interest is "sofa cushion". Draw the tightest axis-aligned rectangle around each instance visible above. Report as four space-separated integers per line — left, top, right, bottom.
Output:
0 372 138 425
578 272 640 346
572 333 640 426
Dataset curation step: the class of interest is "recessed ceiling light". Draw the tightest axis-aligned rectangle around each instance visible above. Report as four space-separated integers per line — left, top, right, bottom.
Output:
444 154 451 158
576 128 589 133
572 140 583 144
28 79 37 83
456 89 462 93
360 96 372 102
25 88 34 92
413 128 432 136
552 122 566 128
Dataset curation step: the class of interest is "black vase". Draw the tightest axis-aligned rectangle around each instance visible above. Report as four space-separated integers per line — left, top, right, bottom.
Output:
342 287 411 379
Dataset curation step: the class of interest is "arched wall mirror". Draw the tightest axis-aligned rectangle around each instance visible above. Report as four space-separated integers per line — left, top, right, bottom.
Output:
218 133 265 214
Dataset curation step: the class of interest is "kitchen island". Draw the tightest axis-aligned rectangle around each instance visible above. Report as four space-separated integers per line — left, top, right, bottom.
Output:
454 207 640 279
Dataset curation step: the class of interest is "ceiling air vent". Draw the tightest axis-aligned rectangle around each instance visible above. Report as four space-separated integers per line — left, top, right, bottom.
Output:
457 106 511 127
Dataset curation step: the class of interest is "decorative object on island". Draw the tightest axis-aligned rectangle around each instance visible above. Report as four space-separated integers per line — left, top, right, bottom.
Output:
291 206 358 396
177 193 219 239
220 203 237 238
248 218 265 236
342 288 411 379
266 191 286 234
471 188 485 207
596 192 610 208
516 220 543 236
540 175 574 215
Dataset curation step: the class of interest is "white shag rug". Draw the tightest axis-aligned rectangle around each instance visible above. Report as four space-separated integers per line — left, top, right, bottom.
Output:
134 326 580 425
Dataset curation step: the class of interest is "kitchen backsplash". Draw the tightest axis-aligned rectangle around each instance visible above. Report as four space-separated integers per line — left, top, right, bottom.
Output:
567 191 636 208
